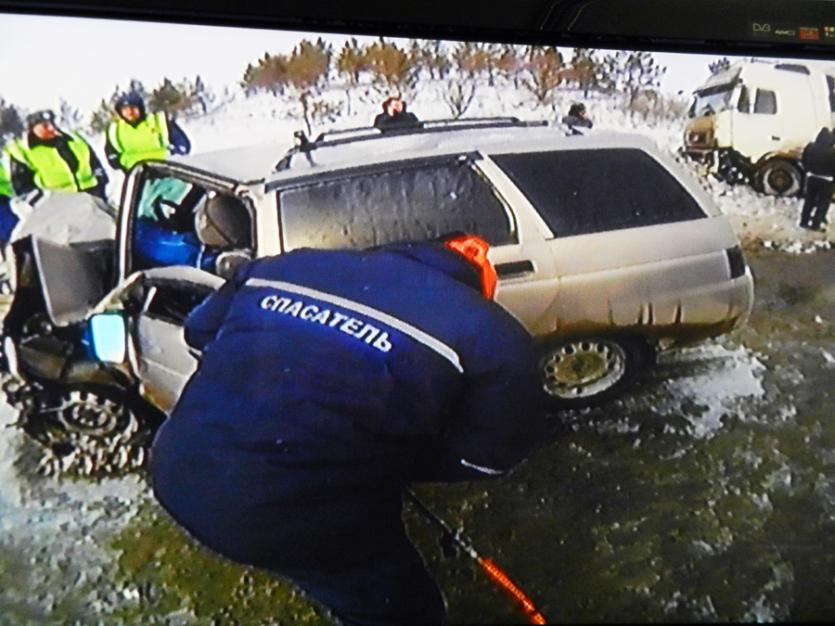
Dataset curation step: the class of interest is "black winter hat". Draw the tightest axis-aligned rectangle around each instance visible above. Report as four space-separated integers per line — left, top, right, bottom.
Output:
115 92 145 114
26 110 56 127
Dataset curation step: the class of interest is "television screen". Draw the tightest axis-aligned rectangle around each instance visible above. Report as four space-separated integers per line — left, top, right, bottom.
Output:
1 10 834 624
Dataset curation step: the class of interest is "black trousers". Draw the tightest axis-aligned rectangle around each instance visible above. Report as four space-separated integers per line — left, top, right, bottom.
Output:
154 470 446 626
800 176 834 228
152 415 446 626
280 523 446 626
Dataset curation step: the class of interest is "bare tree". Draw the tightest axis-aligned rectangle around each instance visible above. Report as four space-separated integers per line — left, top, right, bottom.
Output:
241 39 340 135
495 44 523 89
364 39 420 100
336 37 369 116
190 75 213 115
520 46 566 111
88 85 123 133
602 50 667 113
241 53 289 97
443 82 478 119
565 48 605 98
409 39 451 80
58 99 83 129
89 99 114 134
0 98 25 144
148 78 198 118
441 41 486 118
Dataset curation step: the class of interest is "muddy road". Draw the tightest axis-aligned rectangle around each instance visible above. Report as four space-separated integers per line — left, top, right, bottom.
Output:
1 248 834 625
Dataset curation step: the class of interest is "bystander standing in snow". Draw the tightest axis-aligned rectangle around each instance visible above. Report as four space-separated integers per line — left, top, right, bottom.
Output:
561 103 594 135
373 95 421 131
799 127 835 232
3 110 109 202
105 92 191 173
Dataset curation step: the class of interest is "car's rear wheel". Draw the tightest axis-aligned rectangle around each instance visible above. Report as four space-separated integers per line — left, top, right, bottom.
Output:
539 335 653 407
4 381 163 477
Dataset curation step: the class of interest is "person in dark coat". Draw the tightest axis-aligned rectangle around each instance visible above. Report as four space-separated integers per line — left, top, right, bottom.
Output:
799 127 835 231
150 233 546 625
561 103 593 135
105 92 191 173
3 110 108 201
372 95 421 131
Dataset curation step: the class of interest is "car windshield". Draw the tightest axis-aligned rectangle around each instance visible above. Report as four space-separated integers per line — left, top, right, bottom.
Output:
689 83 736 118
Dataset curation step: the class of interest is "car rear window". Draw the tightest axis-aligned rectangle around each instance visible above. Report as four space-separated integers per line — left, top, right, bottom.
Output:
276 158 515 251
492 148 706 238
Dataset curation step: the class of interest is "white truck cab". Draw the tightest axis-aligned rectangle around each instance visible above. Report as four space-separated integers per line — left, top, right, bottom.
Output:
684 61 835 195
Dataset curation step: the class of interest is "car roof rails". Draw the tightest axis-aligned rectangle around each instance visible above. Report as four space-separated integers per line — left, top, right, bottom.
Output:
275 117 548 171
313 116 545 143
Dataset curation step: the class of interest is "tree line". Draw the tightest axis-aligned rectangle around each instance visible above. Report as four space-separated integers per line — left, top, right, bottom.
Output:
2 38 731 143
240 39 674 133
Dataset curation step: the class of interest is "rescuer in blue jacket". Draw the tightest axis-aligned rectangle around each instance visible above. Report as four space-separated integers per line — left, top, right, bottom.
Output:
150 234 546 625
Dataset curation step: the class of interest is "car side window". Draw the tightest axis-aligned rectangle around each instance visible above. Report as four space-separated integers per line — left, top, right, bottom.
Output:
754 89 777 115
130 170 254 275
276 159 515 251
492 149 705 238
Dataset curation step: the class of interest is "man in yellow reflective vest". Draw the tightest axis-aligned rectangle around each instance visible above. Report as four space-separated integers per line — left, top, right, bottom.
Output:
3 110 109 201
105 92 191 173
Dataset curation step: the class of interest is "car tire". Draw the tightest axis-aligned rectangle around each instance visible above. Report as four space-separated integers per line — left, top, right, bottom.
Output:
758 159 803 197
538 334 654 408
6 381 164 477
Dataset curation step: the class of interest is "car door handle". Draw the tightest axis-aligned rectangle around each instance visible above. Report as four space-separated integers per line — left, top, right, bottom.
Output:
771 136 781 141
495 260 535 278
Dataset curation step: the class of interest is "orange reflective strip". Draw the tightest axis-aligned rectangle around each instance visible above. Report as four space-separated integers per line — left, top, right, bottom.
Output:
478 557 548 624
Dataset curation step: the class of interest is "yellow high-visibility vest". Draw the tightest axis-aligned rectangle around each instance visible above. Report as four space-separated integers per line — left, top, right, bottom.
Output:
106 112 170 171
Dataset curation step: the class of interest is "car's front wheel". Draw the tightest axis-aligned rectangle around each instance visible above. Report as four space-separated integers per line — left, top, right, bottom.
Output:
4 381 163 477
539 335 653 407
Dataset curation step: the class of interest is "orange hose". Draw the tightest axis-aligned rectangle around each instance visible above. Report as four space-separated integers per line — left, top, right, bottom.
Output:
478 557 548 624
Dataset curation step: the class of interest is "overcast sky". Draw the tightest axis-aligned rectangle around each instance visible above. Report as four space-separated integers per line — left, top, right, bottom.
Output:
0 13 829 115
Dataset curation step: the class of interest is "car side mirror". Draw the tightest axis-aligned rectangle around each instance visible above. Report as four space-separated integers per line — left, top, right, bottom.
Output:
90 313 127 363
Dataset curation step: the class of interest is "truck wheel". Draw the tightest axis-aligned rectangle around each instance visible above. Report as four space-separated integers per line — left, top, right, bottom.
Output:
539 335 653 408
758 160 802 196
7 382 163 477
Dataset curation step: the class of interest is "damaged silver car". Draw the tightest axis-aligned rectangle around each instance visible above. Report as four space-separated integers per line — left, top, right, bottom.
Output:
0 117 754 473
